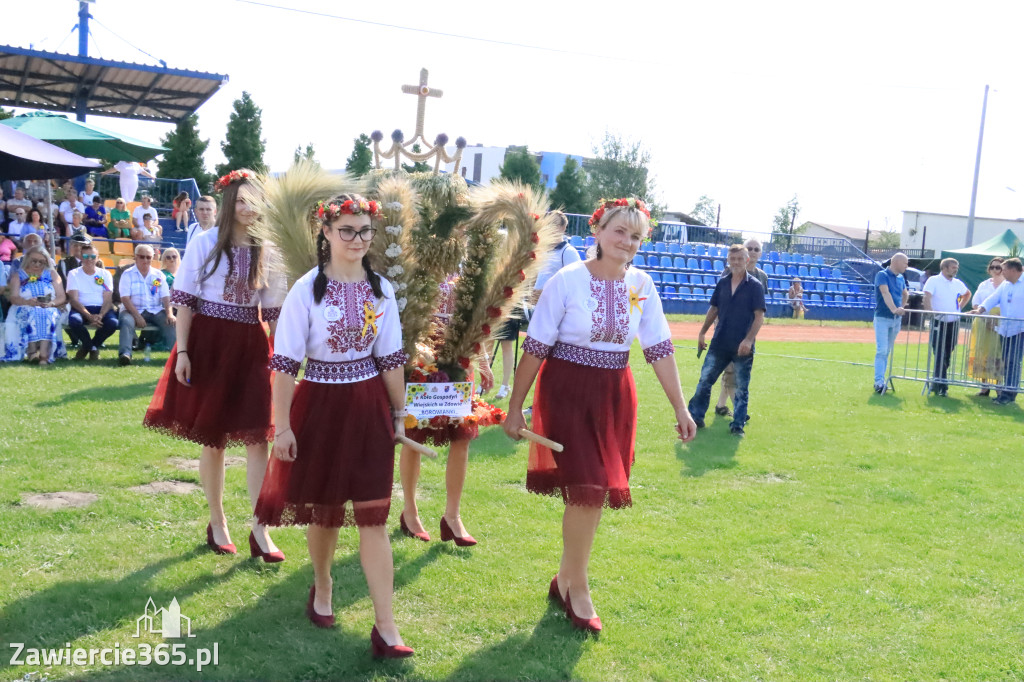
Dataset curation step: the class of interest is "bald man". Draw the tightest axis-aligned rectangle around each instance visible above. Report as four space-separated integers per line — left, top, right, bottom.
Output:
872 253 909 394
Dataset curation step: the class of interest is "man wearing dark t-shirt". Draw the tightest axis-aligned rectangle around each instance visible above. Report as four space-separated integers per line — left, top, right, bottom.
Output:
687 244 766 437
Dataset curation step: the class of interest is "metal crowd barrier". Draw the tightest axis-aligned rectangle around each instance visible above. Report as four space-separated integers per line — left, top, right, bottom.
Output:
888 309 1024 396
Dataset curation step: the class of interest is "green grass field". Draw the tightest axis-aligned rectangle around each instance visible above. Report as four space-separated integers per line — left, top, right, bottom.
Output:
1 339 1022 681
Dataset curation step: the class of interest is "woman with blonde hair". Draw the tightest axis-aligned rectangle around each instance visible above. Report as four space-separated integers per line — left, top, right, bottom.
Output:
3 246 66 364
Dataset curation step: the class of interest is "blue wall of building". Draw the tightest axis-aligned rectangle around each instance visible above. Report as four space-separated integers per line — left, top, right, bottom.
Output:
537 152 584 190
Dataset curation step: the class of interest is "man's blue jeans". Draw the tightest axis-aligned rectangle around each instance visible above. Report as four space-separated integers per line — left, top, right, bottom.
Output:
68 305 117 351
688 348 754 429
873 316 902 387
998 332 1024 402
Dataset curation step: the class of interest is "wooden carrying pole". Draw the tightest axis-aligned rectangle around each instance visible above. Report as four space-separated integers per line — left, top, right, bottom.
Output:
396 435 438 459
518 429 564 452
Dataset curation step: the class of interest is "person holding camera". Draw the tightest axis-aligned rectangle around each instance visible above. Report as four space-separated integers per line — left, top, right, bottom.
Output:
2 245 67 364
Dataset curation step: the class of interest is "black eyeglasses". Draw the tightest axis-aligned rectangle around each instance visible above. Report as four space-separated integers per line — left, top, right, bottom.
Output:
990 266 1002 271
335 227 377 242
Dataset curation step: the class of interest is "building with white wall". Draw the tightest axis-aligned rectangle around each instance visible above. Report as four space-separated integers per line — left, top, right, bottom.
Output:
900 211 1024 253
445 145 585 189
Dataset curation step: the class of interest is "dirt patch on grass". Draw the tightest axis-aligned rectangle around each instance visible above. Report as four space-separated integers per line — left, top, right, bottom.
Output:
168 456 246 471
22 492 99 509
130 481 201 495
669 322 875 343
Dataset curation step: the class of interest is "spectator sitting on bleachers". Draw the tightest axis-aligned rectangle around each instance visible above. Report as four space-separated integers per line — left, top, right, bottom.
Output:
0 231 16 263
107 197 133 238
2 245 67 364
172 191 192 232
8 207 27 246
66 242 117 361
57 232 89 291
132 213 162 242
78 178 100 206
132 193 158 228
22 209 51 250
7 232 42 285
713 238 768 419
160 247 180 288
83 196 108 238
6 186 33 223
59 190 86 229
117 244 175 366
185 195 217 246
788 278 805 319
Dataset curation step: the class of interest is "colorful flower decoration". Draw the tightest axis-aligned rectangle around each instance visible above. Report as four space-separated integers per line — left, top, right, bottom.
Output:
214 169 253 192
315 198 382 222
588 197 652 227
94 274 109 291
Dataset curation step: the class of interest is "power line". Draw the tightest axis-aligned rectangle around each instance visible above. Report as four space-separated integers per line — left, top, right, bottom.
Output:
234 0 636 64
89 17 168 67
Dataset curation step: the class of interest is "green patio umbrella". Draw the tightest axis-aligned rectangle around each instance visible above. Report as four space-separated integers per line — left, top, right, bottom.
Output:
0 111 165 162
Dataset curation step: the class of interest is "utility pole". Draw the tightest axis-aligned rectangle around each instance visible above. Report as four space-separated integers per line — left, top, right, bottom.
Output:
965 84 989 247
715 204 720 228
864 220 871 252
75 1 92 121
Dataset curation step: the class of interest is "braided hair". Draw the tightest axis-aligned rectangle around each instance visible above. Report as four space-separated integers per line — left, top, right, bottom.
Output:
312 193 385 304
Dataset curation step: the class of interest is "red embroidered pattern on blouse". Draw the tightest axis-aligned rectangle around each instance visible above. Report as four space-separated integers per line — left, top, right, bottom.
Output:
374 349 408 373
304 357 379 383
222 247 255 305
198 300 261 324
270 354 301 376
325 280 377 353
261 306 281 322
642 339 675 364
551 341 629 369
589 277 629 344
523 336 552 359
170 289 198 311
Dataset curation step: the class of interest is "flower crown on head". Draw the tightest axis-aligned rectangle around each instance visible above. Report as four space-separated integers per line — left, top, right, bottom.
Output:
588 197 651 227
315 198 382 222
214 169 254 192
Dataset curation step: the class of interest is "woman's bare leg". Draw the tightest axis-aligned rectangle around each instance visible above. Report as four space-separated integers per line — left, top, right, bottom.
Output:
398 444 426 534
245 442 279 553
358 522 405 645
442 439 471 537
307 524 339 615
557 504 603 619
199 446 231 545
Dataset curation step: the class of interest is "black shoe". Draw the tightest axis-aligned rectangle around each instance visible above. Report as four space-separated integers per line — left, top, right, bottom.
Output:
975 389 990 397
937 387 948 397
118 354 132 366
993 395 1014 405
873 384 883 394
693 418 705 429
730 425 745 438
714 406 731 417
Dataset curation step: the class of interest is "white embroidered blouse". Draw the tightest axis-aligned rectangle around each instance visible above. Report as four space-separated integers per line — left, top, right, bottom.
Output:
170 227 286 324
523 261 675 369
269 268 407 384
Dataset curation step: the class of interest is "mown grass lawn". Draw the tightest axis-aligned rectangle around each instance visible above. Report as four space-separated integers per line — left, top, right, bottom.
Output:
0 339 1022 681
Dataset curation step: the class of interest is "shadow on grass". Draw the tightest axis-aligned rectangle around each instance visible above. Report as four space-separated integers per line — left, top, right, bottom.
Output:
35 381 156 408
65 540 444 681
676 426 740 477
469 427 521 459
444 607 589 681
866 392 905 409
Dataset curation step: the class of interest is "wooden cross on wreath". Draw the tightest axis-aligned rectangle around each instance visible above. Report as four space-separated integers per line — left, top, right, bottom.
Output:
401 68 443 143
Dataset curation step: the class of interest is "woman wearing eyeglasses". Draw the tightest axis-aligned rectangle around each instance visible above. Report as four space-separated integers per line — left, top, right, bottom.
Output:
144 170 287 565
253 194 413 657
2 246 66 364
969 257 1005 396
107 198 133 239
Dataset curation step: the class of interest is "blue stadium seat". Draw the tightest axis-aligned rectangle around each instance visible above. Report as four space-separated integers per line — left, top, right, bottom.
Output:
815 255 825 265
834 295 845 304
640 241 654 253
570 235 583 247
677 286 691 297
827 282 839 293
660 256 673 269
820 267 831 278
701 259 713 271
824 294 834 304
686 257 699 270
682 243 694 255
674 257 687 269
769 251 781 263
584 236 595 247
632 254 646 267
809 266 820 278
690 287 703 299
701 275 714 287
762 263 774 275
713 260 724 272
687 274 700 285
773 291 785 301
779 253 790 263
695 243 707 256
798 265 809 278
839 283 850 293
662 273 675 284
650 272 662 283
831 268 843 279
810 293 823 304
655 242 667 253
663 285 677 299
814 280 826 292
787 265 798 277
668 243 681 254
578 248 587 259
647 255 660 268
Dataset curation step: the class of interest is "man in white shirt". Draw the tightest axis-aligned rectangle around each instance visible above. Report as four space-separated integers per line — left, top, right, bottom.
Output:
185 195 217 247
78 178 100 205
117 244 175 365
8 207 27 246
922 258 970 396
975 257 1024 405
67 242 118 361
132 213 162 242
132 194 159 228
59 190 86 227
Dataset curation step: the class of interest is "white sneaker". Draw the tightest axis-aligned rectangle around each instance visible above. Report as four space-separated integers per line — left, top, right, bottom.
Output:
495 385 509 399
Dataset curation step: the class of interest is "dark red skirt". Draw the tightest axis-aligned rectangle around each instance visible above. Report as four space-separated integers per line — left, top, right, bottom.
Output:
527 357 637 509
255 377 395 528
143 314 272 448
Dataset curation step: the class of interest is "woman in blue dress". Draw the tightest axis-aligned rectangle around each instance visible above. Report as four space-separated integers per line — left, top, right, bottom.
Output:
3 246 66 364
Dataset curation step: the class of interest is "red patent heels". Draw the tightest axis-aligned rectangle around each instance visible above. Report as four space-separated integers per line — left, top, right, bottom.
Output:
370 626 414 659
565 594 602 634
439 516 477 547
205 523 236 555
249 531 285 563
306 585 335 628
548 575 566 611
399 514 430 542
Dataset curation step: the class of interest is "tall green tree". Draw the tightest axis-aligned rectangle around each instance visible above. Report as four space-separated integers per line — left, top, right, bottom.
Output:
158 113 211 189
497 146 541 187
869 230 901 249
691 195 717 227
586 132 660 215
293 142 318 167
401 143 431 173
772 194 802 249
216 91 266 176
345 134 373 176
549 157 590 214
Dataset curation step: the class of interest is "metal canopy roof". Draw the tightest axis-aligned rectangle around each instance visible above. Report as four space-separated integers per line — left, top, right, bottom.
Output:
0 45 228 123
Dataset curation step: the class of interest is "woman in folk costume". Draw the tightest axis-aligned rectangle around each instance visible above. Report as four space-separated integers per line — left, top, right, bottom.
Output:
503 198 698 633
144 169 287 563
254 194 414 658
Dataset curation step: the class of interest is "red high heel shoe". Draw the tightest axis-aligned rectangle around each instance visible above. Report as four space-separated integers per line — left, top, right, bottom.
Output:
548 575 566 611
306 585 335 628
249 532 285 563
370 626 414 659
439 516 477 547
565 594 602 634
206 523 236 555
399 514 430 542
